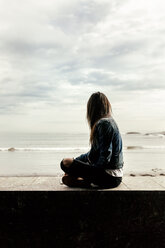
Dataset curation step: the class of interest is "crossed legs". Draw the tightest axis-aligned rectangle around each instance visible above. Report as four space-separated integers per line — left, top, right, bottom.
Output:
61 158 91 188
60 158 122 188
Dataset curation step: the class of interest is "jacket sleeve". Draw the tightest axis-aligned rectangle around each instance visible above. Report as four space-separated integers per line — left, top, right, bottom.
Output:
75 151 90 163
94 120 114 168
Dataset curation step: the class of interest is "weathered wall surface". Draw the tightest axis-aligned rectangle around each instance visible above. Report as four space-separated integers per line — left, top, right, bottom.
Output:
0 191 165 248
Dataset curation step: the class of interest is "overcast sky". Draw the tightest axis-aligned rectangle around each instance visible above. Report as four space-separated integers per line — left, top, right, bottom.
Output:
0 0 165 133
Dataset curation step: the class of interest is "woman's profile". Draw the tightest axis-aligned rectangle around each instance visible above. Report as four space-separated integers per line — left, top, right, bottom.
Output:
60 92 124 189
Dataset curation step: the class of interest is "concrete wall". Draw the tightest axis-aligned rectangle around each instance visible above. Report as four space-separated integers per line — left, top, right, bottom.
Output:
0 191 165 247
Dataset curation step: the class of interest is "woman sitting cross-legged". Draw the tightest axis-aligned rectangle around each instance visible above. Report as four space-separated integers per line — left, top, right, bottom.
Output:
60 92 124 189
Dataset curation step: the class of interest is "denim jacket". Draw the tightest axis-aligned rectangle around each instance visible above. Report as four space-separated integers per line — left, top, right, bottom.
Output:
75 117 124 170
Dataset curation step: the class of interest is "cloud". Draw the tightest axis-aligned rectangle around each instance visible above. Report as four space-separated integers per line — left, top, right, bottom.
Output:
0 0 165 131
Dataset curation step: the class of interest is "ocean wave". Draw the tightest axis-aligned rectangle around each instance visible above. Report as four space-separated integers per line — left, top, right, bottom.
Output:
0 147 90 152
126 131 165 137
0 145 165 152
126 132 141 135
126 145 165 150
144 133 165 138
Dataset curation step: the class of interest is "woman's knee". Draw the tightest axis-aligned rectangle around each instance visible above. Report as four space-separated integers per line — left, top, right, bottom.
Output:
60 158 73 169
62 158 73 167
60 158 74 174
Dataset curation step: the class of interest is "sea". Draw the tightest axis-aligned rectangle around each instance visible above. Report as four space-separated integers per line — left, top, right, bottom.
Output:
0 132 165 177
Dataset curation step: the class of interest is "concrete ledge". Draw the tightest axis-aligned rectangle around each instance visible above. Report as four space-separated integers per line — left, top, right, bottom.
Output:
0 190 165 247
0 176 165 190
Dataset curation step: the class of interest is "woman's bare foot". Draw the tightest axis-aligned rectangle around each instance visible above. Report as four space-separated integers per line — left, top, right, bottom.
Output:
62 175 90 188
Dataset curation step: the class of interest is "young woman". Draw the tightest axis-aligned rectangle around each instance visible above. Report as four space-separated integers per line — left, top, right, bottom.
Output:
60 92 124 189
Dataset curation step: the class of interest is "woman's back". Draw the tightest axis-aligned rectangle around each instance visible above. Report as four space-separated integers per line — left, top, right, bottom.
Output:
88 117 123 170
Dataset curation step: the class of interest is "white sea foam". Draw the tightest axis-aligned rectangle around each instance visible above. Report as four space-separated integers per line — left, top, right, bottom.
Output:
126 145 165 150
145 134 165 138
1 145 165 152
125 132 165 138
0 147 90 152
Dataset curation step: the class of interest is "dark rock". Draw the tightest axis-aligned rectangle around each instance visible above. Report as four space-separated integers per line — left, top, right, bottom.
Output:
127 146 143 150
126 132 141 135
8 148 15 152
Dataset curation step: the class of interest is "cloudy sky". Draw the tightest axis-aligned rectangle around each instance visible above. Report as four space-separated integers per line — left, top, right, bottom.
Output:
0 0 165 133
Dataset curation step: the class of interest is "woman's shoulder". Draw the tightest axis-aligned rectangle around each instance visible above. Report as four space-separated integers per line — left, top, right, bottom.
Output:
95 117 113 131
96 117 118 131
96 117 113 125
